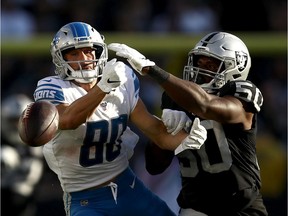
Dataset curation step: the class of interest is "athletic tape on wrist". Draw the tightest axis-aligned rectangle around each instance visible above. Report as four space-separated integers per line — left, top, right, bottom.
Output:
148 65 170 83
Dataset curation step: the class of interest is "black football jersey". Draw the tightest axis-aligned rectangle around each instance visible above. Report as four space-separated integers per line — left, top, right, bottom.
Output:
161 80 267 215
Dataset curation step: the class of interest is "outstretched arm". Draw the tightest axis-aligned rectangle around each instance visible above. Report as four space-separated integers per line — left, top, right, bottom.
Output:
130 98 187 151
108 43 249 126
130 98 206 154
147 66 247 125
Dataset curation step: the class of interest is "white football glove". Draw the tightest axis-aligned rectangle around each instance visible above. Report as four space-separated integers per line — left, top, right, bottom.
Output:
108 43 155 75
174 118 207 155
97 58 127 93
162 109 192 135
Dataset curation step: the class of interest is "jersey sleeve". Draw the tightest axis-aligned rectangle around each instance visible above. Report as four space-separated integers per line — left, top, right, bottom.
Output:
33 76 66 105
219 80 264 113
123 65 140 112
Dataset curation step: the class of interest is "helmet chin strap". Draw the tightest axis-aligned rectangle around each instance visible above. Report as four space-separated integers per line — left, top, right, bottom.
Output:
69 69 101 83
74 77 96 83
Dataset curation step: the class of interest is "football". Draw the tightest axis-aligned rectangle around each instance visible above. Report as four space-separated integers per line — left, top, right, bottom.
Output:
18 100 59 147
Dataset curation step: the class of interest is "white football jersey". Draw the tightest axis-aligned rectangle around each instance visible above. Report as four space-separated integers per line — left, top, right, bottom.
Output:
34 66 140 192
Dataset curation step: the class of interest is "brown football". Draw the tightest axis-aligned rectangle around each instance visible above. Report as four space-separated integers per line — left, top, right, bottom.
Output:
18 100 59 147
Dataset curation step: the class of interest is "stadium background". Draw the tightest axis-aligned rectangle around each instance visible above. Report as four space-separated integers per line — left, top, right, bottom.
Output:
1 0 287 215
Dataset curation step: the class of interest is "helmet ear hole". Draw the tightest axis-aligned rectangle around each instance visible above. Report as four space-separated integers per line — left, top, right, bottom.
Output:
66 70 72 76
233 74 241 79
93 45 104 59
101 35 105 41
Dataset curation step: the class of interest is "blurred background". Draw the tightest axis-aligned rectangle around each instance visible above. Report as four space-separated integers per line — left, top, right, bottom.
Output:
1 0 287 215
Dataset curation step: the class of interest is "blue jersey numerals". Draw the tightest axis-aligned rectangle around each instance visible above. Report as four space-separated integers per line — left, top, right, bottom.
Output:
79 114 128 167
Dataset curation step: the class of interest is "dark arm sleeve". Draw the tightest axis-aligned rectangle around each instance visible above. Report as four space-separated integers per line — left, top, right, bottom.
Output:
145 91 192 175
145 140 174 175
144 91 177 175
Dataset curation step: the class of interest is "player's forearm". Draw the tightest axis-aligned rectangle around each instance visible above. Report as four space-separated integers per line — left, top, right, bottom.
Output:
132 109 186 151
131 97 188 150
145 65 209 117
58 86 106 129
151 126 188 151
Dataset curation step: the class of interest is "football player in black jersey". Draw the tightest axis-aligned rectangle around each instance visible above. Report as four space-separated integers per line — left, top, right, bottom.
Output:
108 32 268 216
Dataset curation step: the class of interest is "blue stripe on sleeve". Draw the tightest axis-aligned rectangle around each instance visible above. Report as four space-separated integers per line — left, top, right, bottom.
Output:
132 73 140 99
34 83 65 103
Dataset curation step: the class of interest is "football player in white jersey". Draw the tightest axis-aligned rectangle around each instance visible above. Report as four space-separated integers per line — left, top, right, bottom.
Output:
33 22 207 216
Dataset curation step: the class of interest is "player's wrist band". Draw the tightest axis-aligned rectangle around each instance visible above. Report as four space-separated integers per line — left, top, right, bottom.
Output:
148 65 170 83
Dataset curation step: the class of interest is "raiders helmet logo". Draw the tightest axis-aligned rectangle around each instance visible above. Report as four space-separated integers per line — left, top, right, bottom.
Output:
235 51 248 72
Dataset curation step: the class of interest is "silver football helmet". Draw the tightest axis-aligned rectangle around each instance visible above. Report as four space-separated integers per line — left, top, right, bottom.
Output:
1 94 33 144
183 32 251 93
50 22 108 83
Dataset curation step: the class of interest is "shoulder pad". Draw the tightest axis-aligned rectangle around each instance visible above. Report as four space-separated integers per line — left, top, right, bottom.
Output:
219 80 263 113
